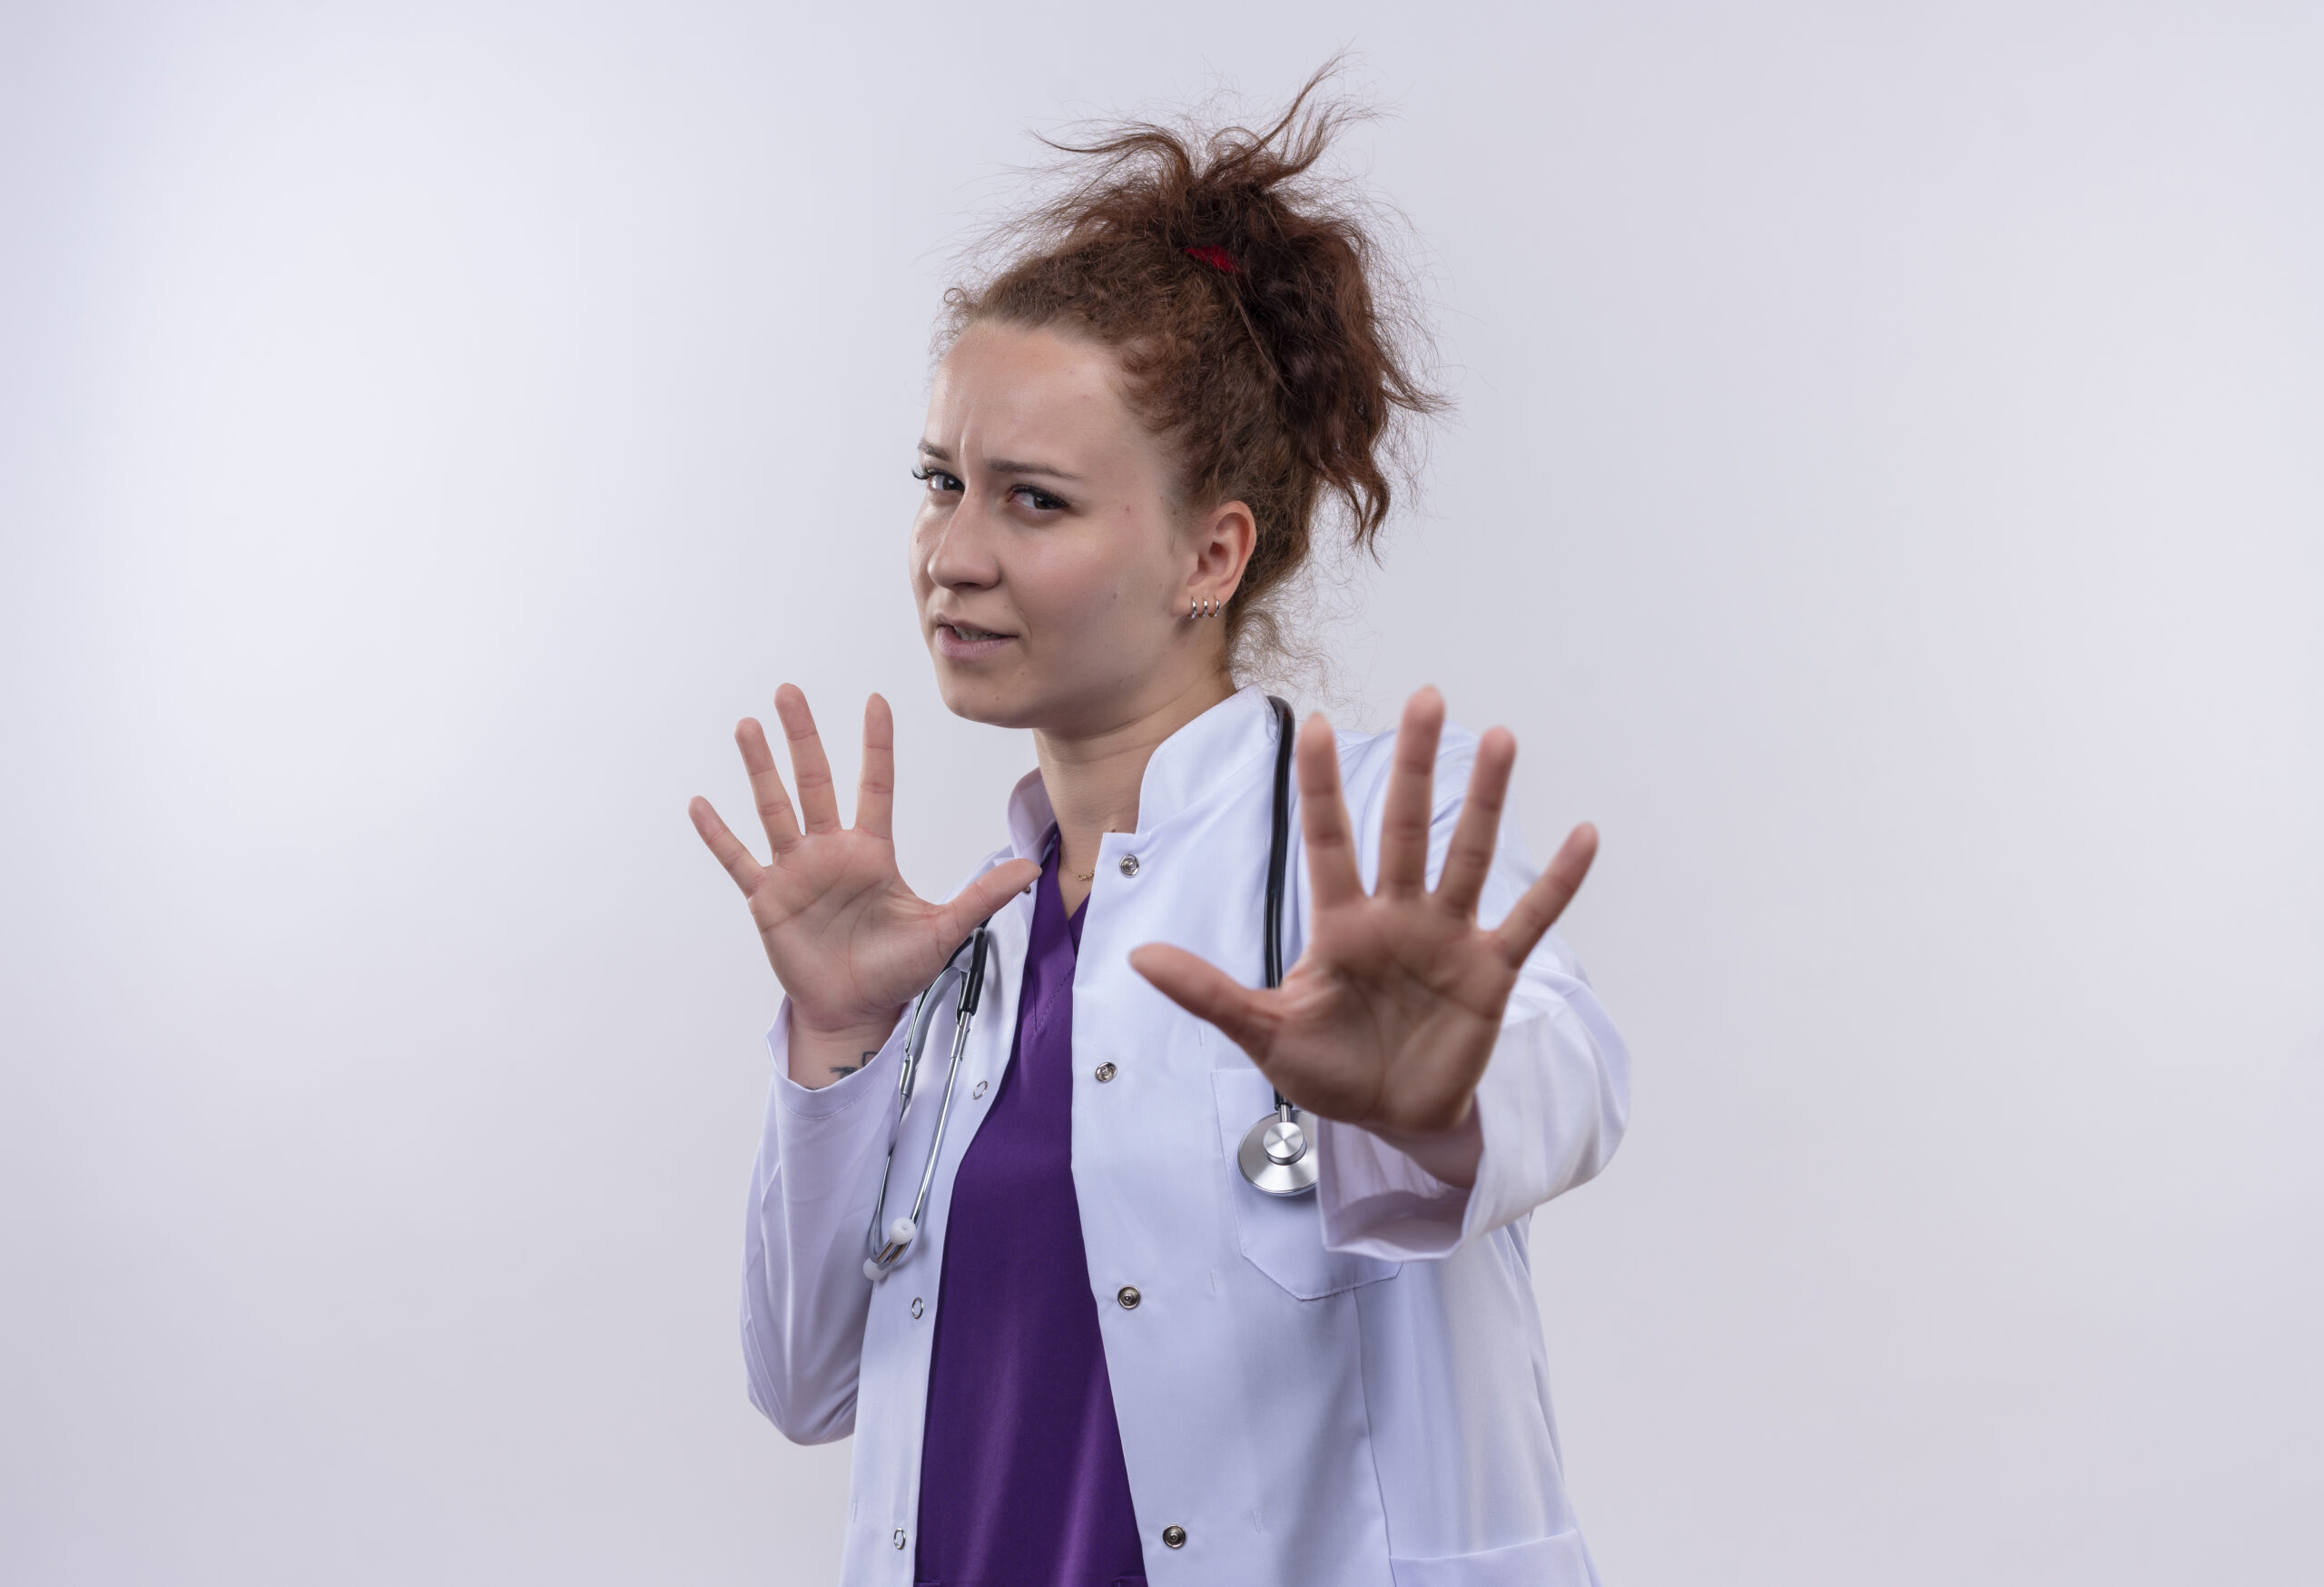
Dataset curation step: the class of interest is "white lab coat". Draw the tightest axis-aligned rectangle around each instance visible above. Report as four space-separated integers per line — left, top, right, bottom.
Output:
743 685 1630 1586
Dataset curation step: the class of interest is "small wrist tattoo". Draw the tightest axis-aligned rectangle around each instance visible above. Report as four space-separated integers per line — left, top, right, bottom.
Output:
829 1050 879 1080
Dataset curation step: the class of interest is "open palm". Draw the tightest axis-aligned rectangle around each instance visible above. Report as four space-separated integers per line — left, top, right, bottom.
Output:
689 685 1039 1038
1131 688 1597 1143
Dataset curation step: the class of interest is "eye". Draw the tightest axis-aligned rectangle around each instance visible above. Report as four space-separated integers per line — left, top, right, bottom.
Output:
1010 484 1068 513
911 466 962 494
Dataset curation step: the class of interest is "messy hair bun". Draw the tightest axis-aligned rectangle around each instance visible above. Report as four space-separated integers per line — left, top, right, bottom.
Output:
943 66 1443 681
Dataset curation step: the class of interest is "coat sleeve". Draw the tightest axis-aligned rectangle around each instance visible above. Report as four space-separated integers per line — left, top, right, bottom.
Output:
739 1000 910 1443
1312 735 1631 1261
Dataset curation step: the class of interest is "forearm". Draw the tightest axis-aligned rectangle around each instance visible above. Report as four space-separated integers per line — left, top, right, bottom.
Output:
745 1005 911 1439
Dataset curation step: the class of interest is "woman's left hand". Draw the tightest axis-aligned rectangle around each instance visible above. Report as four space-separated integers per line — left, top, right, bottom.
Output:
1128 688 1597 1188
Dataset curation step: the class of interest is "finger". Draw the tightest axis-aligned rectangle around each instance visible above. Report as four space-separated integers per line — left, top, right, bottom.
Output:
931 858 1043 946
1296 712 1364 910
773 684 842 834
1128 943 1278 1058
1377 686 1445 896
735 716 802 853
1436 725 1516 919
687 795 764 892
1492 823 1599 968
856 693 896 841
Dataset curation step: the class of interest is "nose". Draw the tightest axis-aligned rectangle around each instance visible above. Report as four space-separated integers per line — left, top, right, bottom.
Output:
921 495 1000 594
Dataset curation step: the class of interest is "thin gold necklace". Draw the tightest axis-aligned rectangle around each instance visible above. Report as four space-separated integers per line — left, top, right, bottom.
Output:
1068 830 1122 883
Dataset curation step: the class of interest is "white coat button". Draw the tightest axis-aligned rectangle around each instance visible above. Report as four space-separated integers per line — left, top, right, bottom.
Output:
910 1296 924 1319
1117 1286 1141 1310
892 1530 906 1550
1094 1062 1117 1083
1162 1525 1187 1549
1118 854 1139 877
971 1079 988 1099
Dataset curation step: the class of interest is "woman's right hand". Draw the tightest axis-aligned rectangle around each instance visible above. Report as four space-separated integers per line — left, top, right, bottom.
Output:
689 685 1039 1087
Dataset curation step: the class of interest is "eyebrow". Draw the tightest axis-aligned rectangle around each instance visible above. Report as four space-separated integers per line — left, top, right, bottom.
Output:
917 439 1082 482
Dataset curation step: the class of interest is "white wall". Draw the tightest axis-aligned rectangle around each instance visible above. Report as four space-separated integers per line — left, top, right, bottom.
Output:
3 3 2317 1582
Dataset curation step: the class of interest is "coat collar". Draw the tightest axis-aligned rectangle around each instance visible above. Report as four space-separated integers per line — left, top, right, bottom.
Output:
1001 685 1282 859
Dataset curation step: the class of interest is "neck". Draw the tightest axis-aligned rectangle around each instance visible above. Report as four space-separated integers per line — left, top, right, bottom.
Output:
1038 672 1236 912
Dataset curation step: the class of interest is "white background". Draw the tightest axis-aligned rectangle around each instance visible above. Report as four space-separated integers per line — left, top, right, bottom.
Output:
3 3 2318 1582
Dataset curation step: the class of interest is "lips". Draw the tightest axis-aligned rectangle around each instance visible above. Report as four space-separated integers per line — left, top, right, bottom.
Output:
933 620 1016 661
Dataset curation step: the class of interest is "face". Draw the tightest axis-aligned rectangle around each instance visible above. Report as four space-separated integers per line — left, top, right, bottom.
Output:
910 320 1253 735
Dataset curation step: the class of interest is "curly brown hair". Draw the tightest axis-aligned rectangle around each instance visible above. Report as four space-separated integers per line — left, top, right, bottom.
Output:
943 66 1443 680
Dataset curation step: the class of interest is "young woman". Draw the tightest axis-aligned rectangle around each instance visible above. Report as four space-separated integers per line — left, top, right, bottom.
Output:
689 87 1630 1587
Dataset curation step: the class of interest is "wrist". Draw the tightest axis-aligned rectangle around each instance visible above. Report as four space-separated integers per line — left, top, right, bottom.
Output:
1362 1107 1485 1189
788 1002 906 1046
784 1004 905 1090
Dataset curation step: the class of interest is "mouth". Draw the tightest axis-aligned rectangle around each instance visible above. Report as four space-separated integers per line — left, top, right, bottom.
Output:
932 620 1017 661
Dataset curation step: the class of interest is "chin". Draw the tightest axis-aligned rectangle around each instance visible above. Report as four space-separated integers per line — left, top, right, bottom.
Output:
930 653 1045 730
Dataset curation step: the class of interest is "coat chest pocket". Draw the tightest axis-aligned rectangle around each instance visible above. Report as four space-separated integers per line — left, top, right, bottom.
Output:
1210 1068 1401 1300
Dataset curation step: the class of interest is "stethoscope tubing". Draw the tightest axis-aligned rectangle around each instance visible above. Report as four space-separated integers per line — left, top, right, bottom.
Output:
863 695 1310 1278
864 929 990 1276
1262 695 1293 1065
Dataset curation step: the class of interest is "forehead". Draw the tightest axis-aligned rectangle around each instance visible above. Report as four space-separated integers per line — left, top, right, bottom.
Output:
928 322 1143 456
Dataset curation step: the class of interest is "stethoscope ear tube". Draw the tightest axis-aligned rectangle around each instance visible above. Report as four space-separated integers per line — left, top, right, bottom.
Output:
1263 695 1293 993
960 925 990 1015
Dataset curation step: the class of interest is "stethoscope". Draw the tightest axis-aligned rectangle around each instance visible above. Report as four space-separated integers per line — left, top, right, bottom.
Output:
863 695 1315 1282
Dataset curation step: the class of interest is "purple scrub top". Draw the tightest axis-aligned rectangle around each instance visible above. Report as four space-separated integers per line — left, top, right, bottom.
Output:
912 838 1147 1587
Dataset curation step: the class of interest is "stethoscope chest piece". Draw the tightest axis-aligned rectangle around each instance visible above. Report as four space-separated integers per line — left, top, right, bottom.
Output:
1237 1102 1321 1197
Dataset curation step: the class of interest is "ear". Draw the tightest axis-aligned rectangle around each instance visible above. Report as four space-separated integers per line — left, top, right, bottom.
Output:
1187 498 1257 608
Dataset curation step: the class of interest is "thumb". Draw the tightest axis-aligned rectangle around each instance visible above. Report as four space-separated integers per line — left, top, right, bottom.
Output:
1129 943 1277 1060
934 858 1042 943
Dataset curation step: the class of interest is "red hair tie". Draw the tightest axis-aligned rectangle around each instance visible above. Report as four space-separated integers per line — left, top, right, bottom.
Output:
1183 244 1239 274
